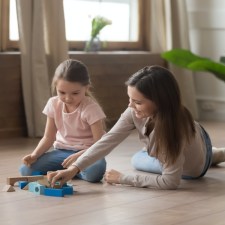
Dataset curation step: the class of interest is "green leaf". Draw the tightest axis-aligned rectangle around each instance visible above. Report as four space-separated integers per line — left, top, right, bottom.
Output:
188 60 225 82
91 16 112 38
161 49 209 68
161 48 225 83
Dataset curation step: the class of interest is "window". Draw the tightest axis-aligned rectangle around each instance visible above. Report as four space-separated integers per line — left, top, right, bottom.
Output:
0 0 149 51
64 0 138 41
63 0 143 50
0 0 18 50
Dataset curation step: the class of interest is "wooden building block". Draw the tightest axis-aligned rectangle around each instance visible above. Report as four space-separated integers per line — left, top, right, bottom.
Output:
7 175 44 186
37 176 50 187
2 184 15 192
37 176 61 188
22 184 29 190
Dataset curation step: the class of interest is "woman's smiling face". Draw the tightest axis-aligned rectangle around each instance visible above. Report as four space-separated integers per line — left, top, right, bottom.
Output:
127 86 157 119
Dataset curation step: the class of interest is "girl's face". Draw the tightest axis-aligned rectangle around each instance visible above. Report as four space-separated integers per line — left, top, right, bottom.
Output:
127 86 157 119
56 79 88 109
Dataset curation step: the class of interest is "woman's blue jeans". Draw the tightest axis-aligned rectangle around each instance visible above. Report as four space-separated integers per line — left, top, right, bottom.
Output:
19 149 106 183
131 125 212 179
131 150 163 174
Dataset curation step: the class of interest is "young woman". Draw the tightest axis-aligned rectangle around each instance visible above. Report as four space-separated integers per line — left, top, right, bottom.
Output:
19 59 106 183
48 65 225 189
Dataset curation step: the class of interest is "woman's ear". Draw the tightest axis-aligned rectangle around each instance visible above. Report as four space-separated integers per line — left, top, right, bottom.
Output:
85 84 90 92
84 85 91 96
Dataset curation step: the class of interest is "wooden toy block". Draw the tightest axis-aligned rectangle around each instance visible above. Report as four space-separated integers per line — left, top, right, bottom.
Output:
18 181 29 189
22 184 29 190
2 184 15 192
44 187 64 197
37 176 61 188
53 182 62 189
37 176 51 187
7 175 44 186
28 182 45 195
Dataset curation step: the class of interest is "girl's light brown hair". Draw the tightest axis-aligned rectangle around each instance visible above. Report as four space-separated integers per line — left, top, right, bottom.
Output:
51 59 91 95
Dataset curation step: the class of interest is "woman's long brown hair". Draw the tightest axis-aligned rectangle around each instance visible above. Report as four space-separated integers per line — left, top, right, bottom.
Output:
126 66 196 165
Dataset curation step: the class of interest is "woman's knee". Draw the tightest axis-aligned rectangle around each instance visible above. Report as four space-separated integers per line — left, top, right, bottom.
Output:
131 150 145 169
131 150 162 174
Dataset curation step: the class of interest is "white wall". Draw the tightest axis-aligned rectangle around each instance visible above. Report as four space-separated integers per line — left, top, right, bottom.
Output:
186 0 225 121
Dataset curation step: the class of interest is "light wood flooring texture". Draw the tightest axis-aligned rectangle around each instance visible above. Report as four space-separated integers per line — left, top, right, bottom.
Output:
0 121 225 225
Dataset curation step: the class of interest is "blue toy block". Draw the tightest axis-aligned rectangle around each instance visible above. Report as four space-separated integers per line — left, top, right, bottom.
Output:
28 182 45 195
18 181 29 189
62 185 73 195
43 184 74 197
31 171 43 176
44 187 64 197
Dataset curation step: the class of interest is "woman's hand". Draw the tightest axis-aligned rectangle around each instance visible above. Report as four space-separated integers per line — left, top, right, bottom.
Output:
47 166 79 187
22 153 38 167
62 153 81 168
104 169 122 184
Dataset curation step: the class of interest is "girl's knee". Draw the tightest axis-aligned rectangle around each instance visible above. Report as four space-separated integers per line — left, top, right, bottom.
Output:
85 174 103 183
19 164 32 176
82 159 106 183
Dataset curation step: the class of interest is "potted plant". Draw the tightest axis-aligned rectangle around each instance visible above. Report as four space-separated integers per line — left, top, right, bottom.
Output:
161 48 225 83
85 16 112 52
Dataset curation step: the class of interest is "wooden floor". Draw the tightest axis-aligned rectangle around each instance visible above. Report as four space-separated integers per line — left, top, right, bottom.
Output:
0 121 225 225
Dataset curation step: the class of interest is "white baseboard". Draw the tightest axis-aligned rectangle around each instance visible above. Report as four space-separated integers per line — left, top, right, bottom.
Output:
197 98 225 121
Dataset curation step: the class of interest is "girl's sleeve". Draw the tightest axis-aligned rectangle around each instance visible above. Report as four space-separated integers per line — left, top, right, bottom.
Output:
42 98 54 118
73 108 136 170
120 152 185 190
82 103 106 125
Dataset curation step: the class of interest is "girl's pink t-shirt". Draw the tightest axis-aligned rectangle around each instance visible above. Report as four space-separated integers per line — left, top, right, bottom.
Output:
43 96 106 151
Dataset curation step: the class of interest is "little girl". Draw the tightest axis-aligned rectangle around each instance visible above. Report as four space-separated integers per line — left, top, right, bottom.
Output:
19 59 106 183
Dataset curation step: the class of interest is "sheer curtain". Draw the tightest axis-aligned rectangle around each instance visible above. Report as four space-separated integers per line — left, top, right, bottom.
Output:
150 0 198 119
16 0 69 137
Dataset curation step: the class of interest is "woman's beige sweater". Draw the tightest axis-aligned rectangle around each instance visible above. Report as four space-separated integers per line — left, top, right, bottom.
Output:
73 108 207 189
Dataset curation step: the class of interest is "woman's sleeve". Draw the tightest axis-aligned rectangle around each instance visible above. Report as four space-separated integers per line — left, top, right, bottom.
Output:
120 152 185 190
73 108 136 170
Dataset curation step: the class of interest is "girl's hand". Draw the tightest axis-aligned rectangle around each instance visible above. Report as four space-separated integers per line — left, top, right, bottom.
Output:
47 166 79 187
62 153 80 168
22 153 38 167
104 169 122 184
